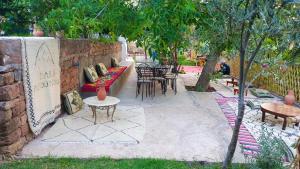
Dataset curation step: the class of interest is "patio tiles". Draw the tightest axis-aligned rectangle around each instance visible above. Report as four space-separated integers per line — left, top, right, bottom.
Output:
21 60 244 162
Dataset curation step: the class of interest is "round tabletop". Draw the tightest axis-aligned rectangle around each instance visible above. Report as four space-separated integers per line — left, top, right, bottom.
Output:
83 96 120 107
260 103 300 117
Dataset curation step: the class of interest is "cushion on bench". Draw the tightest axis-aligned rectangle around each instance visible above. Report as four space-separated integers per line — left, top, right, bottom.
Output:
250 88 274 98
81 66 127 93
84 65 99 83
96 63 109 76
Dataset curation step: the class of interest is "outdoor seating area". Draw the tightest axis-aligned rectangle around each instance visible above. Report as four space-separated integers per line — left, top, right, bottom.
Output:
1 1 300 169
135 61 180 100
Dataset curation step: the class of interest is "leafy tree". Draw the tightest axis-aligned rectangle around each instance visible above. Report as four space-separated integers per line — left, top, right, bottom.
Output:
138 0 197 66
214 0 300 168
194 1 239 91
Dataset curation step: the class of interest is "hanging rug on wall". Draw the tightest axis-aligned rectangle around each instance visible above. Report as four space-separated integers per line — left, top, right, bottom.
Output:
21 37 61 135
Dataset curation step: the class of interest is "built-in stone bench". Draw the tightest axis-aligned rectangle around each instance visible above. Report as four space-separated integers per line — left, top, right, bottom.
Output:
80 59 133 98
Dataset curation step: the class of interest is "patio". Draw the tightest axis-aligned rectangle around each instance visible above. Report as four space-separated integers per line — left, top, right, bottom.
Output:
20 56 244 162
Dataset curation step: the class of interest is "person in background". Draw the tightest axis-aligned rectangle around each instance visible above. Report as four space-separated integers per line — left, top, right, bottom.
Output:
220 61 231 75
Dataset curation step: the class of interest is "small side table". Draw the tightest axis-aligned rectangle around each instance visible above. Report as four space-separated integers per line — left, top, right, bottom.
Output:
83 96 120 124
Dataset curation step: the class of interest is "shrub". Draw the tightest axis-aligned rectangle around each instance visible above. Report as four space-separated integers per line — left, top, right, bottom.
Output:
248 127 288 169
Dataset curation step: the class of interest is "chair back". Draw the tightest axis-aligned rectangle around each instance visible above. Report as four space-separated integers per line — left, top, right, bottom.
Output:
153 65 169 78
136 63 153 80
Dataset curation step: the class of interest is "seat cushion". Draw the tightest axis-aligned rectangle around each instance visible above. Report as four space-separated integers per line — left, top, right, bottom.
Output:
63 91 84 114
250 88 274 98
82 66 127 93
96 63 109 76
84 65 99 83
111 57 120 67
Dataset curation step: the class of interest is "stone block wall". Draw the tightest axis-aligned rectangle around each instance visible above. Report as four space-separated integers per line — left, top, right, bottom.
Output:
60 39 121 93
0 39 33 156
0 38 121 156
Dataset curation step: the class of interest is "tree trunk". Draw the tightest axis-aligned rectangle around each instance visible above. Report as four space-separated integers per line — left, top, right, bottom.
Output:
173 49 178 71
222 34 247 169
195 49 221 91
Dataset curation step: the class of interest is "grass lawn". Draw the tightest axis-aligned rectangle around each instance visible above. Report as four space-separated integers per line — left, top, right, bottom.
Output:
178 55 197 66
0 158 247 169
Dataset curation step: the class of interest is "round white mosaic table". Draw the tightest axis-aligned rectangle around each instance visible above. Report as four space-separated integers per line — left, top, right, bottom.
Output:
83 96 120 124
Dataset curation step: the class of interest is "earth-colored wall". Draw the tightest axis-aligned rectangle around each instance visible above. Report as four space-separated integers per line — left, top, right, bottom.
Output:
0 38 121 157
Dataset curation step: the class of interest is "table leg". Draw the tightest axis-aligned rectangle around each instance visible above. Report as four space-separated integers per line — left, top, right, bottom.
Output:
283 117 287 130
91 106 97 125
111 105 116 122
275 115 278 119
262 111 266 122
107 106 110 118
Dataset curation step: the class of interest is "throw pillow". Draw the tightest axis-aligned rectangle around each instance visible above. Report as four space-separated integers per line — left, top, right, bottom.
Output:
84 65 99 83
111 58 120 67
96 63 108 76
63 91 84 114
250 88 274 98
246 100 261 109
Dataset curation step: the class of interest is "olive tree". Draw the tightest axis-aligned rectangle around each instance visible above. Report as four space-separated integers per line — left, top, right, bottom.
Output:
215 0 300 168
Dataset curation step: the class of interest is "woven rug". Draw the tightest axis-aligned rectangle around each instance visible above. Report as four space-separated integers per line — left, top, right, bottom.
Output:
41 105 145 145
214 93 297 161
21 37 61 135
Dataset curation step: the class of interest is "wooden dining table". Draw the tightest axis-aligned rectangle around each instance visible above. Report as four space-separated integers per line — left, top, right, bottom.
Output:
260 103 300 130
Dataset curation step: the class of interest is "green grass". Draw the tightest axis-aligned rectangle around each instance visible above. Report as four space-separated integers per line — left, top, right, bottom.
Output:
178 56 197 66
0 158 247 169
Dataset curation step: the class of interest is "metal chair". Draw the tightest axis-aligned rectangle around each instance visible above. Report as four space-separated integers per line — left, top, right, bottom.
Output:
151 65 169 96
136 63 153 100
165 64 181 94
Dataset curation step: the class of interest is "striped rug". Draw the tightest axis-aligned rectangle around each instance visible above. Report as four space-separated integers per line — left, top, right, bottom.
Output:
214 93 260 157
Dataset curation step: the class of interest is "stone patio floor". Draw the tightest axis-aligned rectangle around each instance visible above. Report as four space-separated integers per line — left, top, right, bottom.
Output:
20 58 244 162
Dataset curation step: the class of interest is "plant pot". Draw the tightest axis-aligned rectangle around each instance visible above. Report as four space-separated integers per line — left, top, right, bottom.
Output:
97 86 107 101
285 90 295 105
33 30 44 37
33 24 44 37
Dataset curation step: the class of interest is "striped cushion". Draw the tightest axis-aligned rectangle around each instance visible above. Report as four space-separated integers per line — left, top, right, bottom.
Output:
96 63 108 76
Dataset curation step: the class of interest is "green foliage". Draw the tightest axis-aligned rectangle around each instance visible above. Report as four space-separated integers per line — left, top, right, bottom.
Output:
0 0 32 35
137 0 197 63
248 127 288 169
178 55 196 66
38 0 143 42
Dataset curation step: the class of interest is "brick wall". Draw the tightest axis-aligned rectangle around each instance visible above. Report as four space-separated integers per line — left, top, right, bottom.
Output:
0 38 121 157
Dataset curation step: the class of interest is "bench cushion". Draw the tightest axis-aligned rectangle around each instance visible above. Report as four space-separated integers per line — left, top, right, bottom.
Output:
84 65 99 83
111 57 120 67
96 63 109 76
250 88 274 98
81 66 127 93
